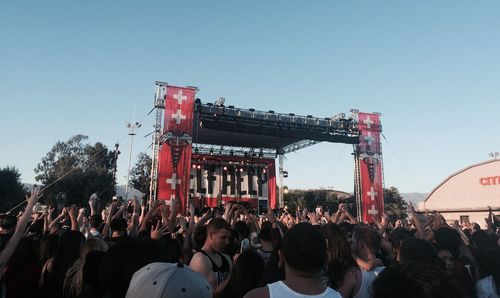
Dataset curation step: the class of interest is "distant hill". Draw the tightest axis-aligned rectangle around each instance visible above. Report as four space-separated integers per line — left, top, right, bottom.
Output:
401 193 428 205
115 185 145 199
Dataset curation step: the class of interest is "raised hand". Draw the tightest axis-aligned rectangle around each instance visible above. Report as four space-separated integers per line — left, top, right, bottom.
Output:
108 202 118 217
151 220 169 240
69 204 78 219
24 185 40 207
308 212 320 225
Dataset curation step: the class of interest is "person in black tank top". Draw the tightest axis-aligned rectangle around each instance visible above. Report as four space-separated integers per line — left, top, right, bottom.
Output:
199 249 231 285
189 218 232 296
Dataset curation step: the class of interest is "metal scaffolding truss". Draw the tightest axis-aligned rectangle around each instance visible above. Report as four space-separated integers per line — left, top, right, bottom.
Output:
192 143 277 159
279 140 319 155
196 101 359 137
149 81 167 202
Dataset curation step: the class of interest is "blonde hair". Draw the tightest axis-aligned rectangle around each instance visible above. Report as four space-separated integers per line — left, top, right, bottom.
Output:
63 237 109 297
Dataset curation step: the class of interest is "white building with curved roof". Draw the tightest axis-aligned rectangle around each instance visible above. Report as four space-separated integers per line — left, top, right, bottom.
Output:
418 159 500 227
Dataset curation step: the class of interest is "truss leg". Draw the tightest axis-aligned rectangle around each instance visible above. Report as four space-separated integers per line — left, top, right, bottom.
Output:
278 154 284 209
149 82 167 204
353 145 363 222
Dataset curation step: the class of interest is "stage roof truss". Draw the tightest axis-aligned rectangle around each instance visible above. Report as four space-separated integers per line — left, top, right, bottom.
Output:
279 140 319 154
193 100 361 151
192 143 277 159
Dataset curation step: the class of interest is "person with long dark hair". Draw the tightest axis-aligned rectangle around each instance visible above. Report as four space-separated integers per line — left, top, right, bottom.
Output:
39 230 85 298
3 237 42 298
321 223 360 298
476 247 500 298
217 250 265 298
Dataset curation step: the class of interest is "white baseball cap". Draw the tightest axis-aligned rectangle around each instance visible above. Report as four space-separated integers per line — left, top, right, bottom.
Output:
126 262 212 298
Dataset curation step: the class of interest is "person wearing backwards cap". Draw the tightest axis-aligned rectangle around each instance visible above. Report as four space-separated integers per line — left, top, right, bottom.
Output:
125 262 211 298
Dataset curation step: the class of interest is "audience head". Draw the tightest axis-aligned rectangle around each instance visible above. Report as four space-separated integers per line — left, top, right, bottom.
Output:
434 228 461 259
372 262 469 298
351 225 381 257
110 217 128 235
436 248 454 275
219 250 265 298
0 214 17 232
126 262 211 298
205 217 231 252
321 223 356 288
89 214 102 230
399 238 439 266
282 222 326 276
258 227 272 242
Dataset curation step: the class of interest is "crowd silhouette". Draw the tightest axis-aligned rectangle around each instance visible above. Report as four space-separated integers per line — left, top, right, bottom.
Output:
0 185 498 297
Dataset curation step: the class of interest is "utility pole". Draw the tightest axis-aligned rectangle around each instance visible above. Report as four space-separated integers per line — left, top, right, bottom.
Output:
125 121 141 200
112 143 120 195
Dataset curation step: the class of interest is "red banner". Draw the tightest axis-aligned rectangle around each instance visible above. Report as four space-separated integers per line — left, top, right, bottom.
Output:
157 85 197 213
357 112 384 222
190 154 277 210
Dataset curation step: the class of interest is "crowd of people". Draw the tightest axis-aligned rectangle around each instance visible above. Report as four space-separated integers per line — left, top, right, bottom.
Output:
0 185 499 298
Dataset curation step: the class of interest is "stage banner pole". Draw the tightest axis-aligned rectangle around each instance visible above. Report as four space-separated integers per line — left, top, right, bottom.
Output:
157 85 197 214
268 160 277 209
357 113 384 222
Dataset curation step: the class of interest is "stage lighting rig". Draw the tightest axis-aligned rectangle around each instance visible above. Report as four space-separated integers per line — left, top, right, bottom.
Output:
214 97 225 106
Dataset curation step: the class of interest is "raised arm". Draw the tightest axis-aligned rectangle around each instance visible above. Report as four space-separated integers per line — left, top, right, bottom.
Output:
0 185 40 271
139 199 160 232
102 202 118 238
408 202 425 239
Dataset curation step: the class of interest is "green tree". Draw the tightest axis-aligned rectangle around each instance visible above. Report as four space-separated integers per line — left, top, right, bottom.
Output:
129 152 152 198
0 167 27 212
284 189 344 213
34 135 116 207
384 186 408 221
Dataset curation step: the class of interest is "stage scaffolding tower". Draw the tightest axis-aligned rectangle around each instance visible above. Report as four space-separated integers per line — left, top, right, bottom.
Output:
149 82 167 203
353 146 363 222
278 154 284 209
351 110 363 222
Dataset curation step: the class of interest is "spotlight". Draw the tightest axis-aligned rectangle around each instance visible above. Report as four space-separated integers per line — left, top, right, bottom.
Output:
197 165 202 169
223 166 228 171
192 164 197 169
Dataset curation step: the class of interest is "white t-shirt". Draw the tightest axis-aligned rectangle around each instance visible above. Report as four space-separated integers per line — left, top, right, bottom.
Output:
476 276 499 298
268 281 342 298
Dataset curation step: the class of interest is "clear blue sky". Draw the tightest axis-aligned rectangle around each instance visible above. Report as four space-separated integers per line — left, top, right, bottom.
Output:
1 1 499 194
